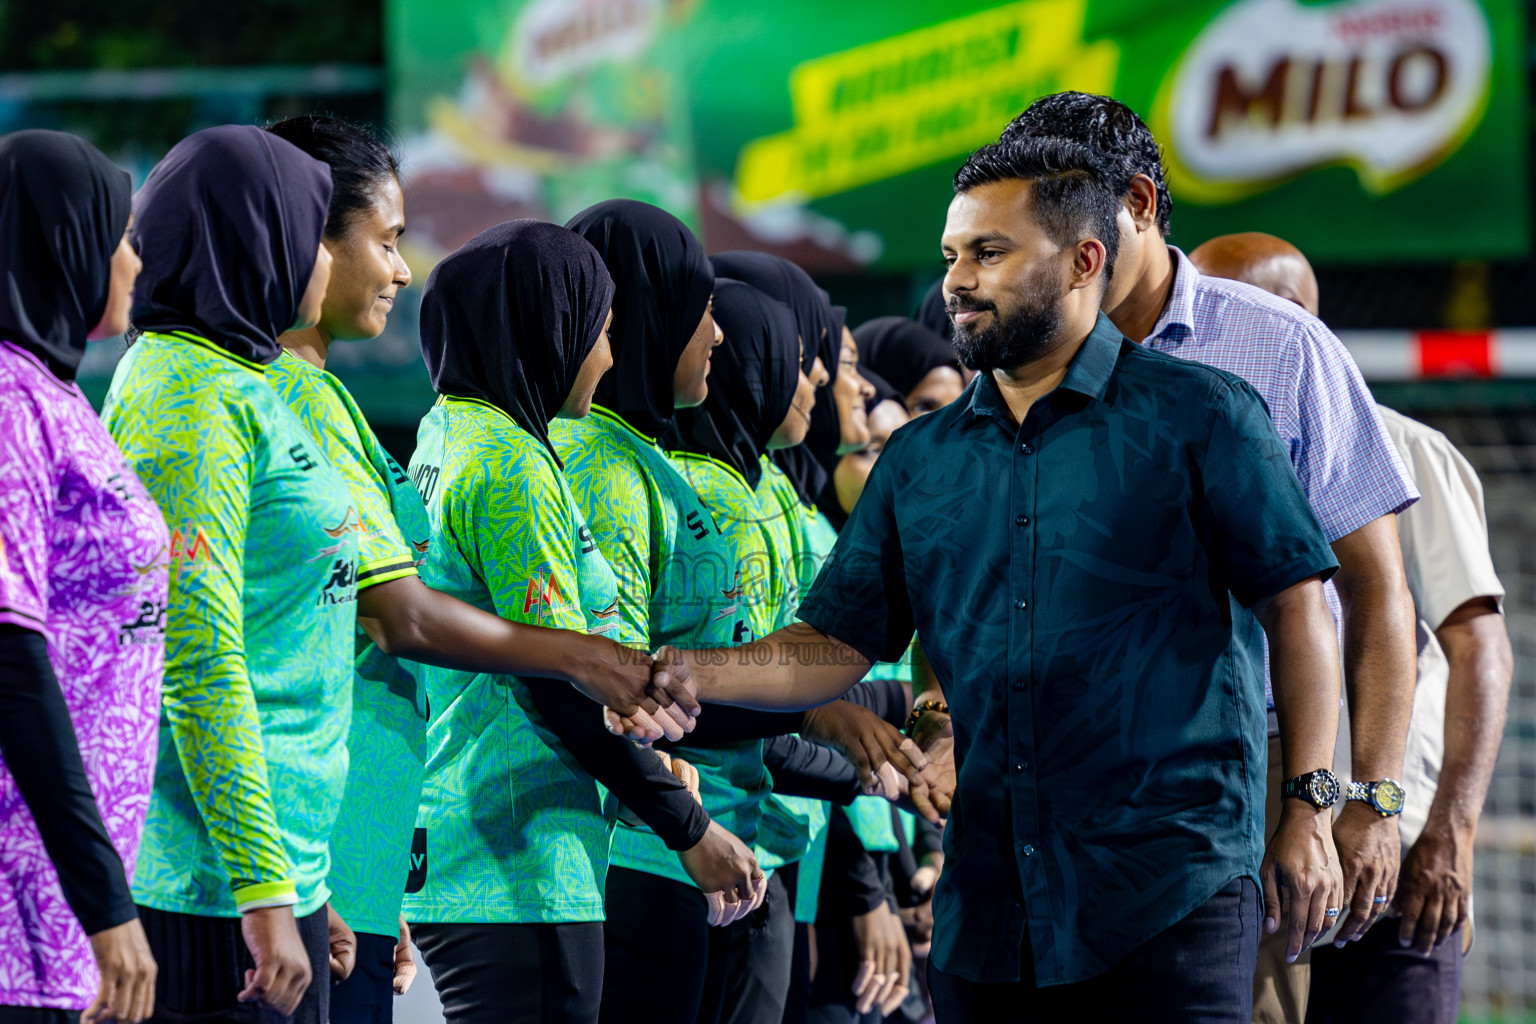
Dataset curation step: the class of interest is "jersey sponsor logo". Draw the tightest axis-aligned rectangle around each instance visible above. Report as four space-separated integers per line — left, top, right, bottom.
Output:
308 508 366 564
405 828 428 893
323 507 366 539
578 524 598 555
385 455 411 488
118 597 167 647
522 572 569 618
733 620 754 644
289 443 318 472
317 557 358 606
169 526 214 572
684 509 712 540
411 463 441 505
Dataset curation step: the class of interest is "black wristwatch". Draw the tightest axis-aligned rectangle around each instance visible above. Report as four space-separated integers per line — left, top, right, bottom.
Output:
1346 778 1406 817
1281 768 1340 810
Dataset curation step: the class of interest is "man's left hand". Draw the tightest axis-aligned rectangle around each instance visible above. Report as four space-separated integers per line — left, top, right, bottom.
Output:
1396 821 1473 955
1330 802 1401 943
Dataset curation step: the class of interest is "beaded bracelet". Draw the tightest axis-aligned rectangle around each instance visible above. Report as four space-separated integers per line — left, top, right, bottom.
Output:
904 699 949 737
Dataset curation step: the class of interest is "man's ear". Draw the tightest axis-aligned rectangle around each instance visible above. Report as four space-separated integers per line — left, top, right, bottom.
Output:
1124 175 1158 233
1070 238 1108 291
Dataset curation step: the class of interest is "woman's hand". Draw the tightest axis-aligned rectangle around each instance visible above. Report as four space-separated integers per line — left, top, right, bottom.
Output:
81 917 157 1024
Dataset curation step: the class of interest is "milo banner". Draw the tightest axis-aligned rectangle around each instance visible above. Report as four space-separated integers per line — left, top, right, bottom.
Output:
387 0 1527 270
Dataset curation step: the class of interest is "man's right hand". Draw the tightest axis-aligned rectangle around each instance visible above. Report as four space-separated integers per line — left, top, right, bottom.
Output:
237 906 312 1016
1261 803 1344 962
678 820 765 926
82 917 157 1024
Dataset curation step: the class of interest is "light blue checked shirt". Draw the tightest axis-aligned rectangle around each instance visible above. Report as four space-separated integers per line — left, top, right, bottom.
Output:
1144 247 1419 707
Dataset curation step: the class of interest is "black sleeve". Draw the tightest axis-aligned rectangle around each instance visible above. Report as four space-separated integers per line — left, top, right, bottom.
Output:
527 679 709 851
817 806 887 919
840 678 907 729
0 625 136 934
762 734 862 805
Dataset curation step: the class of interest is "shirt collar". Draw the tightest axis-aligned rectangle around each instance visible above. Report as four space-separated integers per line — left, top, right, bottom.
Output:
966 311 1125 421
1146 245 1198 346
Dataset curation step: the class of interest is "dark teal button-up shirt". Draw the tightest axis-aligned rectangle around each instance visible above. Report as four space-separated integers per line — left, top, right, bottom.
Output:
798 313 1337 986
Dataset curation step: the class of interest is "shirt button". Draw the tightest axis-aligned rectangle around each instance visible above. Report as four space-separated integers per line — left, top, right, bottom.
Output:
1015 599 1028 611
1015 515 1030 526
1014 762 1029 772
1022 844 1036 857
1020 443 1034 455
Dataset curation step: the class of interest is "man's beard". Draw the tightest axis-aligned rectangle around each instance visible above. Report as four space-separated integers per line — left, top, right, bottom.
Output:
949 263 1067 373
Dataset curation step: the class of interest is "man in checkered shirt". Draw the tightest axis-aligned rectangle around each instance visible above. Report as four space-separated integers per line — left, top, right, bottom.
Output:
1002 93 1420 1024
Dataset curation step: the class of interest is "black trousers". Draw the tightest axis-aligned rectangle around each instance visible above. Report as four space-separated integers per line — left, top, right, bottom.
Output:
0 1010 79 1024
136 905 330 1024
1307 919 1463 1024
412 921 603 1024
600 866 795 1024
329 931 399 1024
928 878 1259 1024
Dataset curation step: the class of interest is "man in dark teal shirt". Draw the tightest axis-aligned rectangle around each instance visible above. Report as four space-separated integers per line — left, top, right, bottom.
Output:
679 135 1349 1023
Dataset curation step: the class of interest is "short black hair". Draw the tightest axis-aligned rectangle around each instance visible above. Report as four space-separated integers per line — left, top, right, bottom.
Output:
265 115 401 239
1001 91 1171 238
953 135 1120 283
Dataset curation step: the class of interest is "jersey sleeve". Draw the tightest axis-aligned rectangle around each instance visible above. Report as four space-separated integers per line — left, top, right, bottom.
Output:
274 362 417 590
449 449 588 632
112 389 295 910
1284 321 1419 541
572 446 656 647
0 386 53 637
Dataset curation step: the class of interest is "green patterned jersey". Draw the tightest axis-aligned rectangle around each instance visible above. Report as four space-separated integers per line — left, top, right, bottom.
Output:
751 459 818 876
404 397 631 924
755 457 803 630
267 352 430 939
555 409 768 889
102 332 358 917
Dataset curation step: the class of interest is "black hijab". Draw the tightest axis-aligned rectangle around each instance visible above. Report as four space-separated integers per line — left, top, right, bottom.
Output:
131 125 332 365
566 199 713 439
817 368 903 531
0 131 131 381
862 366 904 413
420 219 615 466
854 316 961 400
670 279 799 490
710 251 833 376
915 275 952 341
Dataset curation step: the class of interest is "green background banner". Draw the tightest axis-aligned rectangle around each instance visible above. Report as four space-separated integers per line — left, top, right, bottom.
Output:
388 0 1528 271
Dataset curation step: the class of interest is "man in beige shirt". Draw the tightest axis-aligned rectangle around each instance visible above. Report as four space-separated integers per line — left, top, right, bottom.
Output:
1192 234 1513 1024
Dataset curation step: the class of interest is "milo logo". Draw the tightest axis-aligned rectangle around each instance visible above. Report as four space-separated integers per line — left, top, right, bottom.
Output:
1157 0 1491 201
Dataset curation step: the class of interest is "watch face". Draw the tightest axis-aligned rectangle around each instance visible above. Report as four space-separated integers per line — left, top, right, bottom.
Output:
1308 772 1340 808
1375 780 1406 814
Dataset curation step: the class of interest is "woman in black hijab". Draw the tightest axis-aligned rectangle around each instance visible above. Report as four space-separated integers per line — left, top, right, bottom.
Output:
408 220 740 1024
0 130 161 1024
709 252 837 510
853 315 966 417
102 124 343 1023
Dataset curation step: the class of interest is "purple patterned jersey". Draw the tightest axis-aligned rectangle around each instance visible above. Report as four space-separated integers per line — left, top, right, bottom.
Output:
0 340 168 1009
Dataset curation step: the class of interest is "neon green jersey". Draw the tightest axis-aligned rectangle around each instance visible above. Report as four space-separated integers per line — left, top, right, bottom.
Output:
404 397 631 924
750 466 835 906
556 409 768 888
267 351 430 939
102 332 358 917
